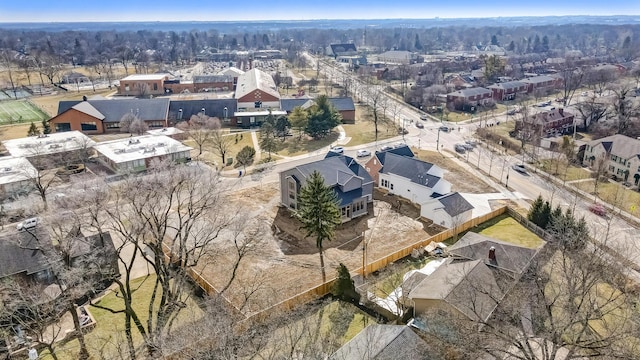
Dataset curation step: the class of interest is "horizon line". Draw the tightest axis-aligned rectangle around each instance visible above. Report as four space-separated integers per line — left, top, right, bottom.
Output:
0 14 639 24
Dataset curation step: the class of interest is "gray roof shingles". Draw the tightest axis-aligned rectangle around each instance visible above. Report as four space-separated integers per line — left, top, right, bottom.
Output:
58 99 170 123
437 192 474 216
379 152 441 188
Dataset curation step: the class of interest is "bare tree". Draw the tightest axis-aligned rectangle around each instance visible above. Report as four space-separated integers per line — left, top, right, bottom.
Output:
88 163 236 357
609 81 640 136
129 118 149 136
210 128 234 165
0 50 18 99
176 114 220 156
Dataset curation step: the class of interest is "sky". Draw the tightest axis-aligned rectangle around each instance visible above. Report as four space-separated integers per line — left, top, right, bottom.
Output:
0 0 639 22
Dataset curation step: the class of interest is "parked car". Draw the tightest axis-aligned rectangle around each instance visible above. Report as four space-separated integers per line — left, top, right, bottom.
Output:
462 143 474 150
439 126 450 132
419 115 428 121
398 127 408 135
356 149 371 157
380 145 394 151
454 144 466 154
17 217 38 231
329 146 344 154
589 203 607 217
465 140 477 147
416 122 424 129
511 164 527 174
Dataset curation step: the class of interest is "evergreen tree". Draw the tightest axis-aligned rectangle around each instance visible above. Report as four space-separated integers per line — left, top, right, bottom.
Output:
540 201 552 229
27 121 39 136
288 106 308 140
297 170 341 281
332 263 360 303
41 119 51 134
527 195 544 225
491 34 500 46
275 116 291 141
414 34 423 51
259 111 277 160
305 95 342 139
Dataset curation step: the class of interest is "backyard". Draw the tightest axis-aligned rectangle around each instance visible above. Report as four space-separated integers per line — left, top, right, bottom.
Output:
461 213 545 249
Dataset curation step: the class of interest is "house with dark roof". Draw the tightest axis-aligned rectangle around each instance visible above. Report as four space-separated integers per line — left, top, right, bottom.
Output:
50 98 170 134
0 229 51 283
365 145 450 204
330 325 428 360
280 97 356 123
487 81 528 101
168 99 237 125
446 87 493 109
515 108 575 138
447 232 540 277
583 134 640 184
408 232 543 321
329 43 358 57
419 192 474 228
279 153 373 222
522 75 561 93
408 257 503 322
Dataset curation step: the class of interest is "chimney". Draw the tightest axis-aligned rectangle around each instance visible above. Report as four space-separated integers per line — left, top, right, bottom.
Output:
488 246 496 264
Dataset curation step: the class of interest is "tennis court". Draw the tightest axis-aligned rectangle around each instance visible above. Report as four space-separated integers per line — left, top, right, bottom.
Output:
0 99 49 124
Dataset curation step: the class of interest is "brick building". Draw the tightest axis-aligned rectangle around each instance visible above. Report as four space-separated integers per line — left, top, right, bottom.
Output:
118 74 171 96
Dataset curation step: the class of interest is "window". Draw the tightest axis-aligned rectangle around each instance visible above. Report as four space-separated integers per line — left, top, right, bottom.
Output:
381 179 388 188
390 183 394 190
353 200 364 213
81 122 97 131
125 84 130 92
153 83 158 91
55 123 71 132
106 123 120 129
609 166 615 172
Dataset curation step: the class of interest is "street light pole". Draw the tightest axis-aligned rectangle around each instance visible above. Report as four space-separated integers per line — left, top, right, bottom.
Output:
506 167 511 188
436 128 441 152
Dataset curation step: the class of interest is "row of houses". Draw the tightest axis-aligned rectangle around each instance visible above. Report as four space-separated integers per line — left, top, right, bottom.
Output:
51 68 356 134
446 75 562 108
279 145 473 228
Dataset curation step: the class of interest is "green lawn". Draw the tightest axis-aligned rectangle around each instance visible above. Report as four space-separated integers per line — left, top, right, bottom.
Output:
46 275 204 360
465 214 545 249
343 119 397 146
273 132 339 157
370 257 432 299
186 131 254 169
0 99 49 124
573 179 640 215
539 159 591 181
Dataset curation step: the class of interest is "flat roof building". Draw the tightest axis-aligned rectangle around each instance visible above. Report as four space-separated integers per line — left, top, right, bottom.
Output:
0 157 37 198
2 131 96 168
93 135 192 173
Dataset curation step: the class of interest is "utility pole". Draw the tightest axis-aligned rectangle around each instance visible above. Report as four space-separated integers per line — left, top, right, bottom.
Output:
436 128 441 152
505 167 510 188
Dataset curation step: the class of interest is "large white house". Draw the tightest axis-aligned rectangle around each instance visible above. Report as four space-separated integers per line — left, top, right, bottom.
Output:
582 134 640 184
0 157 36 199
377 152 451 204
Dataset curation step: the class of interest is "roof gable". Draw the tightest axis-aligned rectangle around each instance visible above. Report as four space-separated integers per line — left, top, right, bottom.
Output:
330 325 426 360
71 101 105 120
436 192 474 216
380 153 442 188
588 134 640 160
58 99 170 123
448 232 540 274
0 230 50 279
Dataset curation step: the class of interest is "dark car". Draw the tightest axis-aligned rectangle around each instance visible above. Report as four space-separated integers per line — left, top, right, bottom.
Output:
454 144 466 154
511 164 527 174
439 126 450 132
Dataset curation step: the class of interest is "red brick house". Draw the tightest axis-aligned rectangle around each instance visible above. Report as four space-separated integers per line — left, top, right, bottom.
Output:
446 87 492 109
487 81 528 101
516 108 575 138
118 74 170 96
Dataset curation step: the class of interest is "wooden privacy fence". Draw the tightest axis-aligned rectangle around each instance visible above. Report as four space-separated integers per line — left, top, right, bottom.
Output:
183 206 509 323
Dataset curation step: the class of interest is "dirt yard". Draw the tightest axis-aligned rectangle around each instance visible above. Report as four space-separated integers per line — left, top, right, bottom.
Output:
196 182 435 317
412 148 496 193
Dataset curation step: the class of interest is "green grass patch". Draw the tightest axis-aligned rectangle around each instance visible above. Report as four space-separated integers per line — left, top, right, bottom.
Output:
273 132 339 157
46 275 204 360
539 159 591 181
574 179 640 215
186 131 254 169
465 214 544 249
370 257 432 299
343 120 397 146
0 99 49 124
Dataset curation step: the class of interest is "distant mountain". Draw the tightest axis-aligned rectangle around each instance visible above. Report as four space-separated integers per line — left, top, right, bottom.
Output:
1 16 639 33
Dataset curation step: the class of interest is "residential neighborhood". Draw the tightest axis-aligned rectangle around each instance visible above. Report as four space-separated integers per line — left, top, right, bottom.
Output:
0 8 640 360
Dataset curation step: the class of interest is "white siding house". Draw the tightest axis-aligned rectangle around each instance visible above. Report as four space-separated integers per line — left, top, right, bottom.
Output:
420 192 474 228
378 152 451 203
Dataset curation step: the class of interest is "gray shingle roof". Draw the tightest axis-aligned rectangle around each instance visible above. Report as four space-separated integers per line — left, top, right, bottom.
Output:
0 229 49 279
522 75 556 84
379 152 442 188
447 87 492 97
436 192 474 216
193 75 233 84
330 325 427 360
58 99 170 123
330 43 357 56
448 232 540 275
588 134 640 160
280 97 355 112
296 155 373 188
168 99 237 121
409 258 503 322
375 145 415 163
487 81 527 90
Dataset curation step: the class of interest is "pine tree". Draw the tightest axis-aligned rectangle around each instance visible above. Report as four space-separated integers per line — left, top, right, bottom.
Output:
332 263 360 303
527 195 544 225
41 119 51 134
27 121 39 136
297 170 341 282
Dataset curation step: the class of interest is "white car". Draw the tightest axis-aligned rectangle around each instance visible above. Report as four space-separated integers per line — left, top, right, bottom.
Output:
17 217 38 231
329 146 344 154
356 149 371 157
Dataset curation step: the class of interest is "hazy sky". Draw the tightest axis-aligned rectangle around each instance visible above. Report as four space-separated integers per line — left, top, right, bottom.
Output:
1 0 639 22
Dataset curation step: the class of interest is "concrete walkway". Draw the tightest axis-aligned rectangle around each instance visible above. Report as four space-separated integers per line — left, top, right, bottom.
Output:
250 130 262 163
